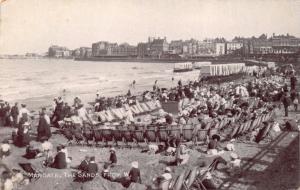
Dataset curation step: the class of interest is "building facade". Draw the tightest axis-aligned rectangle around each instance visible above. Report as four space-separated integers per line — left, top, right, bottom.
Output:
137 42 149 58
226 42 243 54
169 40 183 54
215 43 226 55
48 45 71 58
148 37 169 57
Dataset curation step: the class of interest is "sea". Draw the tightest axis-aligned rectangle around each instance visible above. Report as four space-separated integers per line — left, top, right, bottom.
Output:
0 59 200 108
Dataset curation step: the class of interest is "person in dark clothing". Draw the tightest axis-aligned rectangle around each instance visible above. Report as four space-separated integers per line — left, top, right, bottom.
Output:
14 123 31 147
77 156 90 172
23 145 40 159
62 103 71 118
86 156 98 180
74 156 90 182
178 79 182 87
291 75 297 90
4 102 11 126
37 108 52 142
293 93 299 112
75 156 98 182
10 103 19 128
109 148 117 165
283 83 288 92
165 114 173 125
50 146 67 169
124 161 141 188
255 121 271 143
52 98 64 127
281 93 291 117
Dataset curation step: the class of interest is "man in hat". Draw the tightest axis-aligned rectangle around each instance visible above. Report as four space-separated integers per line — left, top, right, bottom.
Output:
37 108 51 142
76 156 90 172
281 92 291 117
127 161 141 185
86 156 98 181
109 148 117 166
50 146 67 169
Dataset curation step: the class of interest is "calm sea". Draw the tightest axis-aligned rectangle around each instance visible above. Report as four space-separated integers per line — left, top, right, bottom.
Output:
0 59 200 107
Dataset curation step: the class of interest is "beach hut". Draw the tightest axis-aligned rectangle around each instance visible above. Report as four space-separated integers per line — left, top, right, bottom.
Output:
193 61 211 69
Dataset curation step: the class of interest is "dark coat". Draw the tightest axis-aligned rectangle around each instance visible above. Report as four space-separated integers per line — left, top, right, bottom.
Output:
11 106 19 117
51 152 67 169
15 128 31 147
129 168 141 183
208 140 219 150
87 162 98 177
78 160 89 172
37 116 51 141
109 152 117 164
282 95 291 107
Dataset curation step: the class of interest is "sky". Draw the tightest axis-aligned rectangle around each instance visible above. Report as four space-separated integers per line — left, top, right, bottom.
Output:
0 0 300 54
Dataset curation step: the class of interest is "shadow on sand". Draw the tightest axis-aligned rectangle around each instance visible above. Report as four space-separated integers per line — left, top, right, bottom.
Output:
218 131 299 190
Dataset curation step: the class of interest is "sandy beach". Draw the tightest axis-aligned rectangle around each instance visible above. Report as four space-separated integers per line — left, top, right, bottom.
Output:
0 106 299 190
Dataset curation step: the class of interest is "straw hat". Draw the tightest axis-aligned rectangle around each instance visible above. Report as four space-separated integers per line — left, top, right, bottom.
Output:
131 161 139 168
1 144 10 152
23 122 30 126
230 152 238 159
110 147 116 152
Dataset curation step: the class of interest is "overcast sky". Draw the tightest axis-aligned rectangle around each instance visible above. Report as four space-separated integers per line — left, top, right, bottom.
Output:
0 0 300 54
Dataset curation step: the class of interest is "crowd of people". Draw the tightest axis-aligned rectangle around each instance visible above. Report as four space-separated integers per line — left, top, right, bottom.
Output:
0 64 298 190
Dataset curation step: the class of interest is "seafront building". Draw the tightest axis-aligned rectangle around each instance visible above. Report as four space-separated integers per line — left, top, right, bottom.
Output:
48 45 72 58
48 34 300 60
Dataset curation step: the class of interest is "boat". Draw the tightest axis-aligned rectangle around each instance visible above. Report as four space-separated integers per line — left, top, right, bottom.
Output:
173 62 193 72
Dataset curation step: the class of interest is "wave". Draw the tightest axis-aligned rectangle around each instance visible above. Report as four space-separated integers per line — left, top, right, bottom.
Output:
16 77 34 81
82 76 100 80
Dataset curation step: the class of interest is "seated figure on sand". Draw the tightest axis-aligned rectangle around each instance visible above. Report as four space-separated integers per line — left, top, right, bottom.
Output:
147 167 172 190
175 144 190 165
207 134 224 155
